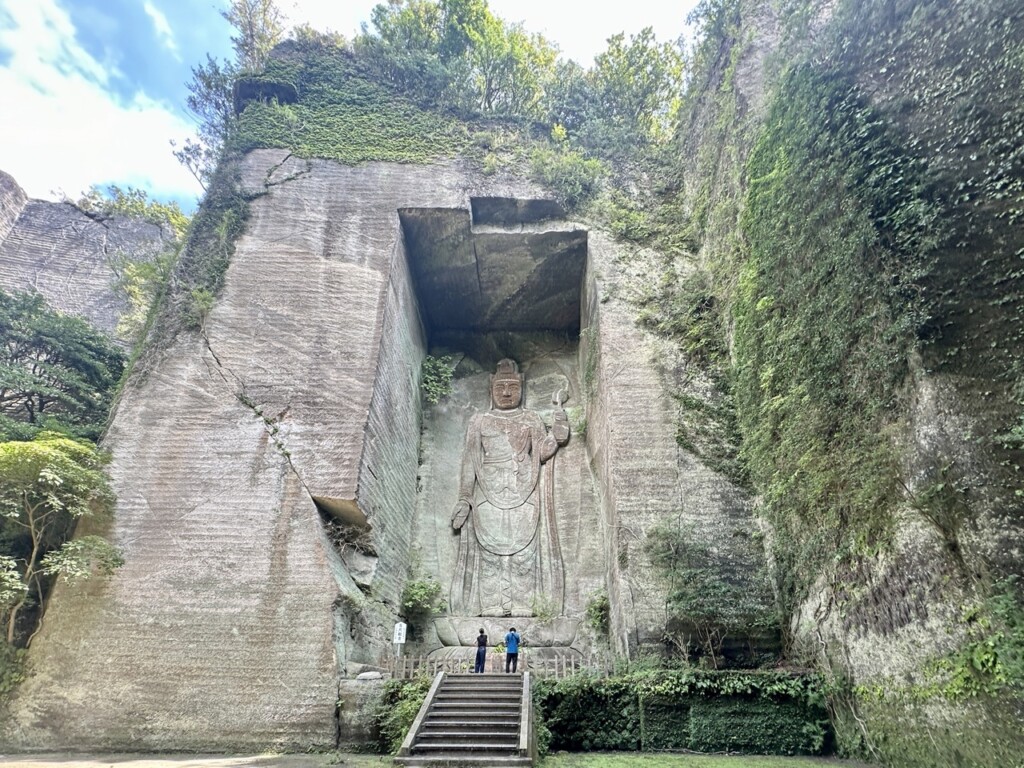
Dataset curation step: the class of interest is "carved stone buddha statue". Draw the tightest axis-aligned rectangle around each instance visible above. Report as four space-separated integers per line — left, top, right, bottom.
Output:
449 358 569 618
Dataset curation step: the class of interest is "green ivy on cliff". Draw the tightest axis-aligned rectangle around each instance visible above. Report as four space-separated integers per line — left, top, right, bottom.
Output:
231 43 466 165
734 63 944 612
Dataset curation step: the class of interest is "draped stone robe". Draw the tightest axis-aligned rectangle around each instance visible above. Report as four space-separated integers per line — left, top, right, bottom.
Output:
450 407 566 617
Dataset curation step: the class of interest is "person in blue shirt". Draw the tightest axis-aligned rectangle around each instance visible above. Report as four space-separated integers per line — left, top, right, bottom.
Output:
504 627 522 673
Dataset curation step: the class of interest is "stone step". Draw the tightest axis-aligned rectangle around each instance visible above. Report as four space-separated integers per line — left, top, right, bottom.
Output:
412 742 520 752
438 684 520 692
398 671 532 768
446 673 521 678
416 730 518 741
423 715 519 725
419 729 520 733
423 720 520 724
425 708 520 720
432 696 520 704
394 756 532 767
437 684 521 689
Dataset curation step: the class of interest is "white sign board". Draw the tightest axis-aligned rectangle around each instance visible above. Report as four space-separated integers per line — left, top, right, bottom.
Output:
392 622 407 645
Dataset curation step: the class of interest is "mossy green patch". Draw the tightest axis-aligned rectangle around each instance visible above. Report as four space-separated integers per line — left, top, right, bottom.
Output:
734 63 943 612
232 47 466 164
847 691 1024 768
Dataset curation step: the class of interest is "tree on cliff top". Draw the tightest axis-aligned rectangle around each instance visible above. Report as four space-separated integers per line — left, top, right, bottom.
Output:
223 0 285 71
0 432 122 646
356 0 558 118
175 0 285 189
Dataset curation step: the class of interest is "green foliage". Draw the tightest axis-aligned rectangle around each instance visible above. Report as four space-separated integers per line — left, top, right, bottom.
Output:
0 289 126 442
530 594 557 623
375 675 432 753
356 0 557 119
108 250 177 344
0 432 119 645
40 536 124 585
186 288 216 331
585 589 610 637
928 576 1024 700
75 185 190 240
175 53 236 189
420 355 455 404
232 47 466 164
851 690 1024 768
534 669 828 755
0 556 26 611
153 163 250 338
637 268 726 365
734 63 944 612
0 639 26 696
175 1 284 188
645 523 776 667
585 28 684 146
401 576 446 624
529 145 607 211
541 757 838 768
222 0 284 72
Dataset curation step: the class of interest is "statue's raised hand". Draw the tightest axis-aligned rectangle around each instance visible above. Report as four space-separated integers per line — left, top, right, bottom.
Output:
452 500 471 530
552 409 570 445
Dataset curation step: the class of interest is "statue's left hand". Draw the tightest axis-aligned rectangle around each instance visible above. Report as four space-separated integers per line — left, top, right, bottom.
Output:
452 500 471 530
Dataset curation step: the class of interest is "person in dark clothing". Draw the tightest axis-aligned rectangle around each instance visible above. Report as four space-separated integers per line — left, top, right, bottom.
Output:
504 627 521 673
474 628 488 673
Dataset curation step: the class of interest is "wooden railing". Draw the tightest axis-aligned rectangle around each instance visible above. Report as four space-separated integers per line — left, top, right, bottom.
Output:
382 651 613 679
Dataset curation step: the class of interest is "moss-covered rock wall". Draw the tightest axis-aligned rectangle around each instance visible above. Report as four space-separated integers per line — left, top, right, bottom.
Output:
671 0 1024 763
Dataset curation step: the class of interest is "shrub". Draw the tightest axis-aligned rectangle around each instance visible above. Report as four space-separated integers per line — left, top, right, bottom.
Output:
376 676 433 753
421 355 455 405
528 145 607 210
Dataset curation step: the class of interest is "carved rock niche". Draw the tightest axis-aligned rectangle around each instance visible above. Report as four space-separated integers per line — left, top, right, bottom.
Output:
402 198 603 662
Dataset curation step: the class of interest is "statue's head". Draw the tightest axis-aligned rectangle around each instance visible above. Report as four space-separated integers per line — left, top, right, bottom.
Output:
490 358 523 410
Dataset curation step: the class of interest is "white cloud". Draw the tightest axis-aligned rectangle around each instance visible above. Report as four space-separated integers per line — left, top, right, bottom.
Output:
0 0 201 205
143 0 180 59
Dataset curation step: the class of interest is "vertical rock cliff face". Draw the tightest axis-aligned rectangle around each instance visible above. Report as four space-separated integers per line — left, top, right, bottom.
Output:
0 170 170 336
676 0 1023 763
2 143 771 749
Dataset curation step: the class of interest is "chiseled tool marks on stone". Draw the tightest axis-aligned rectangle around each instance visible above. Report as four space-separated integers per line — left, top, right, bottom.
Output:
582 231 759 653
0 171 169 336
7 150 552 751
0 169 28 245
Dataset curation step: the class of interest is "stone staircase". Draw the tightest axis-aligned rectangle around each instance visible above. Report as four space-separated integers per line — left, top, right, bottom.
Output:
394 671 534 767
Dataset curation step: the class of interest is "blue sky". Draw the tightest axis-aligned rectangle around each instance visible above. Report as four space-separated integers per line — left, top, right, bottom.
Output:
0 0 696 213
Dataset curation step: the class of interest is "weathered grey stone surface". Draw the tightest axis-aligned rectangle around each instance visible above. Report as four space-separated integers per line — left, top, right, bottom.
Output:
581 233 766 654
3 151 770 751
0 169 170 336
400 207 587 332
2 152 557 751
0 170 27 245
413 341 601 654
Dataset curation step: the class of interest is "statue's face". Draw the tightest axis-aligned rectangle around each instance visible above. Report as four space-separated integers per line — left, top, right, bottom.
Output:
492 377 522 410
